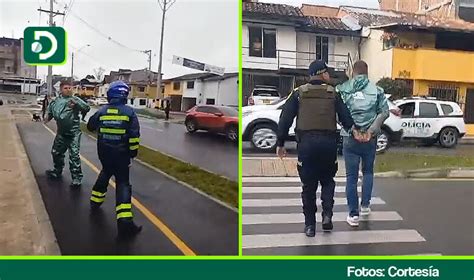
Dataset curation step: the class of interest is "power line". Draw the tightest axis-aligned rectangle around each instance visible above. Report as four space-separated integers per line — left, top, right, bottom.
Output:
69 11 144 54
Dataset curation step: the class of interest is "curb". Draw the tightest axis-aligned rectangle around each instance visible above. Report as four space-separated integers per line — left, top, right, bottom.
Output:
11 115 60 255
81 132 237 213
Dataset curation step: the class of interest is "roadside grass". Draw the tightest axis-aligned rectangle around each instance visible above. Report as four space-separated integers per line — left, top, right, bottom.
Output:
375 152 474 173
80 123 238 208
134 108 166 119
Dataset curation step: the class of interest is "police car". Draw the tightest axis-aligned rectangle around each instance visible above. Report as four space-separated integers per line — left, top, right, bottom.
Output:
242 98 343 152
378 97 466 152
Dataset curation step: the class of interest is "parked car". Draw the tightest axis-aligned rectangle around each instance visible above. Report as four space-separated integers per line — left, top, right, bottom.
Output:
378 97 466 152
248 85 280 106
185 105 238 142
242 97 343 153
96 97 108 106
36 95 46 105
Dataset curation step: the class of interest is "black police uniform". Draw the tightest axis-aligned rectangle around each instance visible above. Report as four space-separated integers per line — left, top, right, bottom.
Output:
277 61 354 236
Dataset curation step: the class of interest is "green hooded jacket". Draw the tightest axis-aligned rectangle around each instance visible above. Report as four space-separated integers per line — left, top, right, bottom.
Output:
47 95 90 135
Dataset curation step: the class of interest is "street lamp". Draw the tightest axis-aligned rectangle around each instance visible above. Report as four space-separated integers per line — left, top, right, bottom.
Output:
71 44 91 81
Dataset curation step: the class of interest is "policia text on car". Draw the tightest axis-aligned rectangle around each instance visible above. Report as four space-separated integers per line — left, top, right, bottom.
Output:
87 81 142 237
277 60 359 237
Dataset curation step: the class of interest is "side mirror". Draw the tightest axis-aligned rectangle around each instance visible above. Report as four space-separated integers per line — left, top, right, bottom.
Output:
214 112 223 117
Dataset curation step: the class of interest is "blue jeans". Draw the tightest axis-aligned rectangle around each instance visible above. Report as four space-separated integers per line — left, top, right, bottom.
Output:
343 136 376 217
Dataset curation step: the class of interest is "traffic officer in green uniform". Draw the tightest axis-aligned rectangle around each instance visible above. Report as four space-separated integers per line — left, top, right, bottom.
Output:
277 60 355 237
44 80 90 188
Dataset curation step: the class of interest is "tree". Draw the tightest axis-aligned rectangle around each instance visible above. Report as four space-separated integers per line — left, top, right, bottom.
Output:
93 67 106 82
376 77 412 100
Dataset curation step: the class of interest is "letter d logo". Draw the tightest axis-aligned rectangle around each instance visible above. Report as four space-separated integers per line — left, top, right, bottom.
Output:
24 27 67 65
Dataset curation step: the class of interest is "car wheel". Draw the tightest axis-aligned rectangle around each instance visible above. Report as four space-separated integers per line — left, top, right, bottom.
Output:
250 124 278 152
376 130 390 153
185 118 198 133
226 125 238 142
439 127 458 148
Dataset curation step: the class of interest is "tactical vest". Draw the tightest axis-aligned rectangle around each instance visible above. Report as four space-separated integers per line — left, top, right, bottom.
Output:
296 83 336 131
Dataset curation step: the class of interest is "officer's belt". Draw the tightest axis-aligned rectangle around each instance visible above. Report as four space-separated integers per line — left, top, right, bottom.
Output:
296 129 338 136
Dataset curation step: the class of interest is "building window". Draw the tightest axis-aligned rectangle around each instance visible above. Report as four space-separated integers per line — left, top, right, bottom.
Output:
206 98 215 105
173 82 180 90
138 86 145 92
248 26 276 58
187 81 195 89
139 99 146 106
381 32 399 50
316 36 329 63
428 85 459 102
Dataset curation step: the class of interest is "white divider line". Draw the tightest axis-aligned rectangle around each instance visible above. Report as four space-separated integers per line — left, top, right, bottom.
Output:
242 197 385 207
242 229 425 249
243 186 361 194
243 177 358 183
243 211 403 225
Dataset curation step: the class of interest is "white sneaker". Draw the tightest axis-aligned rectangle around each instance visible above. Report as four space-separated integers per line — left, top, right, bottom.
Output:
346 215 360 227
360 206 371 216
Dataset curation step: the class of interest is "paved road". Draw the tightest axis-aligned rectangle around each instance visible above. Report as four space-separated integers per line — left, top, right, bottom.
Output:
242 177 474 255
243 141 474 158
86 107 238 181
17 121 238 255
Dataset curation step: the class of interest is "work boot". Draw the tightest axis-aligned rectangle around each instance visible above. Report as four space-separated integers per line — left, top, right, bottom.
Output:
322 215 333 232
70 180 82 188
118 221 143 238
304 225 315 237
45 169 62 180
90 201 102 211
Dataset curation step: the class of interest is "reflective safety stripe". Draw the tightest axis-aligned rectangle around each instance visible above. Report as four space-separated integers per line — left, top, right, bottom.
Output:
107 108 119 114
116 203 132 212
100 115 129 121
100 128 126 134
129 137 140 143
117 212 133 219
130 144 139 150
91 190 106 197
91 196 105 203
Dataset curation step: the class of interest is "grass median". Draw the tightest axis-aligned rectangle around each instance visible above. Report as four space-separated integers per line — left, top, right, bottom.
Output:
375 153 474 173
80 123 238 208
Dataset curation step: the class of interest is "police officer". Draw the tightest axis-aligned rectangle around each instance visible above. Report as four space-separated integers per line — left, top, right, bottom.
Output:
276 60 355 237
87 81 142 237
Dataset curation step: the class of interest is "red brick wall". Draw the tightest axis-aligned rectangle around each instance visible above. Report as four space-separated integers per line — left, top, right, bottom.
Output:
301 4 339 17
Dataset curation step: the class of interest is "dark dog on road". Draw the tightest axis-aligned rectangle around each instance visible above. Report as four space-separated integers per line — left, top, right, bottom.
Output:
32 113 42 122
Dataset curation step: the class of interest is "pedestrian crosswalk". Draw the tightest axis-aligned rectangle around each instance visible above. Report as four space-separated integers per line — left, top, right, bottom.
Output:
242 177 435 255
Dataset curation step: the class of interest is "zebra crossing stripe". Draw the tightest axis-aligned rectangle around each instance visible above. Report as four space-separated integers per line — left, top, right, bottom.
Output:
242 211 403 225
242 229 426 249
242 197 386 207
243 177 358 183
243 186 361 194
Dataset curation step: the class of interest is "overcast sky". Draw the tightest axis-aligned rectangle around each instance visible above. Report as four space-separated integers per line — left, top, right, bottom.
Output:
0 0 238 82
260 0 379 9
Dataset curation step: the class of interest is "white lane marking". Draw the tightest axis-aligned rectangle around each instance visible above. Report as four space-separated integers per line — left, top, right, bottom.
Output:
243 177 357 183
242 197 386 207
243 186 361 194
242 229 425 249
243 211 403 225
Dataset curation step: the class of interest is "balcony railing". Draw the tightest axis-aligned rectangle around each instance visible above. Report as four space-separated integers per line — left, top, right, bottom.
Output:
243 47 351 72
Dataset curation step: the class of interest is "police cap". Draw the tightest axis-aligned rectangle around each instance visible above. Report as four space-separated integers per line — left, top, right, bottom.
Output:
308 60 328 76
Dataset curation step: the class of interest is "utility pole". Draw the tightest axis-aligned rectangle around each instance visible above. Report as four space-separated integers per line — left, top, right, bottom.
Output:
156 0 176 100
38 1 65 97
71 44 90 81
144 50 152 71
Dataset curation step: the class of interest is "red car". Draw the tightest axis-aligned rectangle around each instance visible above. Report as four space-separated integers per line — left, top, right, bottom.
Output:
185 105 238 141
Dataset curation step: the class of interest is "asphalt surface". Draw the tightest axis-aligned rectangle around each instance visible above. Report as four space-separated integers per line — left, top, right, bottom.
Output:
17 121 238 255
242 177 474 255
243 141 474 158
86 107 238 181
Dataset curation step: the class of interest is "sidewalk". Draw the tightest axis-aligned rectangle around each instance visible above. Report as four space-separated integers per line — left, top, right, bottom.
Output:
242 157 346 177
0 106 59 255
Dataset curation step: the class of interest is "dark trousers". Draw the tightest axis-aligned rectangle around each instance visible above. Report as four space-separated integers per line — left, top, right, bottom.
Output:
91 151 133 224
296 133 338 226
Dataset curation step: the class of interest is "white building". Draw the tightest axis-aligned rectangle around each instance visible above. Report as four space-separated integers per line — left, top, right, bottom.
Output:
242 2 361 103
178 73 239 111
